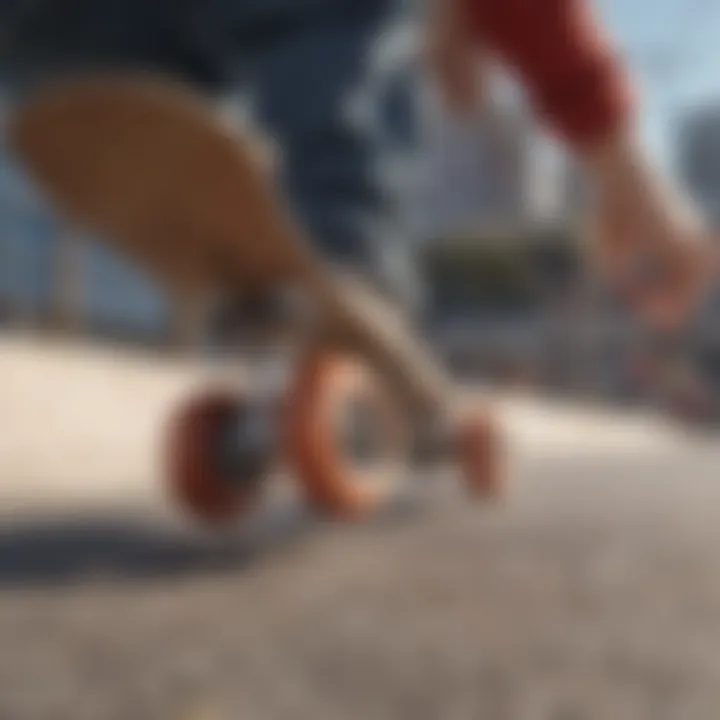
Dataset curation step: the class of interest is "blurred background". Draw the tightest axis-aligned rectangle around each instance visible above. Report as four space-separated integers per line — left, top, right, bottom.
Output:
2 0 720 422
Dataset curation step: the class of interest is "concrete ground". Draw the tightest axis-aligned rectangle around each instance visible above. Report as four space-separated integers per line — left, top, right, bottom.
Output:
1 332 720 720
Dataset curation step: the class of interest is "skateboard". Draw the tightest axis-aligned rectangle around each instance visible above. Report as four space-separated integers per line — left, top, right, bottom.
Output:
10 73 504 526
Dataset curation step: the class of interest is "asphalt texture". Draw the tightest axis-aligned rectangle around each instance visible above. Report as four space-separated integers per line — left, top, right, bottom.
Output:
2 334 720 720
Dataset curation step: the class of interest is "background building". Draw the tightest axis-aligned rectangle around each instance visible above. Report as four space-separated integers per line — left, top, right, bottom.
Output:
415 83 581 242
677 102 720 224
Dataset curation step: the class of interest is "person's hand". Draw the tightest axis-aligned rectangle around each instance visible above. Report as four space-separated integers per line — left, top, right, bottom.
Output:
586 136 715 330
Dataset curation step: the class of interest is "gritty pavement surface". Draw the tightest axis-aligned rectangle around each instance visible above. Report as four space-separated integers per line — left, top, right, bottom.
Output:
1 334 720 720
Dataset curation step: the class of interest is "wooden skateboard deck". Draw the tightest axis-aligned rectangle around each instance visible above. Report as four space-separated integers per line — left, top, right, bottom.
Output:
9 73 455 418
10 74 318 294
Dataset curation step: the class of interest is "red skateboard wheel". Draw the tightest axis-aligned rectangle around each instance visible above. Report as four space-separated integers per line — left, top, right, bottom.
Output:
165 390 261 526
284 352 407 519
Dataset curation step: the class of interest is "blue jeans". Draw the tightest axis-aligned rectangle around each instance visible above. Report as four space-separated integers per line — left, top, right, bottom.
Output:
2 0 422 311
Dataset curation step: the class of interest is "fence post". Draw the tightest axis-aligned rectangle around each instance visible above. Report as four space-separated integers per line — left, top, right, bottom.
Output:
50 227 86 334
168 289 207 353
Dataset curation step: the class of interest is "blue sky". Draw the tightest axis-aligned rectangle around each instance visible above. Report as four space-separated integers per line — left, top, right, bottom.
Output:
598 0 720 163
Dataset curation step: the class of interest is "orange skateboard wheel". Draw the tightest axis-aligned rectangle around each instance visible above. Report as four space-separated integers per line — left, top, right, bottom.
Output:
455 411 505 500
284 352 408 519
165 391 261 526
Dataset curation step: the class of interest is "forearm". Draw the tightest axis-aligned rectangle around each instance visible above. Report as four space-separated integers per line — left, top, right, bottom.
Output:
460 0 635 152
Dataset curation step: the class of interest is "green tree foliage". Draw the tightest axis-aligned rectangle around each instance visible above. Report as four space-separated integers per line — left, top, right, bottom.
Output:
421 228 581 317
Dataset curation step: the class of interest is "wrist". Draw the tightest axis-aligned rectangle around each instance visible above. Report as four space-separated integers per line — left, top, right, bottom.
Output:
581 129 647 188
582 130 673 215
584 130 705 239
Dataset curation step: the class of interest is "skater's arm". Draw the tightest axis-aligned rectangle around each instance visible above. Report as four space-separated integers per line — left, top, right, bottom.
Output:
458 0 634 153
452 0 709 332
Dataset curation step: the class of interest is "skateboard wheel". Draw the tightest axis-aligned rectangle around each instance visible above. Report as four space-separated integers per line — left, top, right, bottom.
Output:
455 412 505 500
284 352 408 519
165 391 261 526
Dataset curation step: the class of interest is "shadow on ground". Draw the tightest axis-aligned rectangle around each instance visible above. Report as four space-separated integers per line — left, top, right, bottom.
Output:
0 490 426 591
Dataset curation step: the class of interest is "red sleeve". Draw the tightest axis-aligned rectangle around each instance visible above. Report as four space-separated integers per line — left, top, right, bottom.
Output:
461 0 635 149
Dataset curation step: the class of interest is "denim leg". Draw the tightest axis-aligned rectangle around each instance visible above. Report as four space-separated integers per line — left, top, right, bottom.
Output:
0 0 231 92
249 13 423 313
